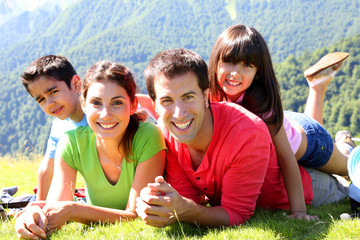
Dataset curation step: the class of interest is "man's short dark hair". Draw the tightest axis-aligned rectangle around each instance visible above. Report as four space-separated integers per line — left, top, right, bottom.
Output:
144 48 209 101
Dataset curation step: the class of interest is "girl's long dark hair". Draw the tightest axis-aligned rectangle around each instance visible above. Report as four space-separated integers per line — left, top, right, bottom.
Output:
209 24 283 135
82 61 140 161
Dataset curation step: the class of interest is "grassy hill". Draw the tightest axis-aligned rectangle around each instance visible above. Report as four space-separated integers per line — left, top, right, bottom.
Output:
0 0 359 154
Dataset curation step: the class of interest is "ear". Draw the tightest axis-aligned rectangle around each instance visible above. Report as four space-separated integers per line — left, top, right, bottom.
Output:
130 96 139 115
204 89 210 108
71 75 82 93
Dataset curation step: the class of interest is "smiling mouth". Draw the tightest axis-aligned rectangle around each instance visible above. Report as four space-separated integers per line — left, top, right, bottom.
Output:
98 123 118 129
226 79 241 86
52 106 63 115
173 120 192 130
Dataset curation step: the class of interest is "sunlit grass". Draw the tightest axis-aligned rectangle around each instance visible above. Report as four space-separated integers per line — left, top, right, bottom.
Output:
1 156 360 239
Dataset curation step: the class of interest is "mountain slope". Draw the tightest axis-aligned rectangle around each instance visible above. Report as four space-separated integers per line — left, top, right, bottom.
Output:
0 0 359 155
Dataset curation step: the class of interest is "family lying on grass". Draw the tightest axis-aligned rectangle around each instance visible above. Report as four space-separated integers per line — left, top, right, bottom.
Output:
13 24 360 239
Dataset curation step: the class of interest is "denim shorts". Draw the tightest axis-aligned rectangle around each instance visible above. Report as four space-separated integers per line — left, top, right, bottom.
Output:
284 111 333 168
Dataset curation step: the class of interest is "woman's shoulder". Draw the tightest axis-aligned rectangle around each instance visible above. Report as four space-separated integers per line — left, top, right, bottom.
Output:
62 125 93 145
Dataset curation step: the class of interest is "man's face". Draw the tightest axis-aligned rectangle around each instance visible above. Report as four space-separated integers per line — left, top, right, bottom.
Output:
153 71 209 146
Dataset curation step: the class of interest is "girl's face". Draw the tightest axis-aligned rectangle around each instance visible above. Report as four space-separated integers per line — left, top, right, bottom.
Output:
217 61 258 102
82 81 137 143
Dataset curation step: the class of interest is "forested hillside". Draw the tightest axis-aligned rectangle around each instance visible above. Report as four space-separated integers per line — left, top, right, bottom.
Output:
0 0 359 155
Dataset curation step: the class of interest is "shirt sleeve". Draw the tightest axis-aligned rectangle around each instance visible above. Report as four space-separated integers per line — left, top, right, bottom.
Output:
44 121 58 159
56 131 78 171
219 128 273 226
133 122 167 164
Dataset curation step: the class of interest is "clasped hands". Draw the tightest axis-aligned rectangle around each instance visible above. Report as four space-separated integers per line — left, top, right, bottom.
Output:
14 201 72 239
136 176 187 228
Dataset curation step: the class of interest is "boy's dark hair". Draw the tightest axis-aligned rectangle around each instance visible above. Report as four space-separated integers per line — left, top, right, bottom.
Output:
144 48 209 101
21 55 77 92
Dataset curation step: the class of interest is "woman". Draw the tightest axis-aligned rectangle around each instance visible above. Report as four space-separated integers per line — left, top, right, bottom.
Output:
15 61 166 239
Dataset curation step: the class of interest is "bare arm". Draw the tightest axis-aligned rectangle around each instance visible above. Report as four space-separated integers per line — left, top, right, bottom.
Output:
47 150 166 226
15 150 166 238
36 157 54 201
271 125 318 220
136 93 158 120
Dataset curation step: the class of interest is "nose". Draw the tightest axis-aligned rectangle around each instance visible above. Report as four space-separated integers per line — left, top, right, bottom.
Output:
46 97 56 109
230 70 240 78
173 100 186 120
100 106 112 119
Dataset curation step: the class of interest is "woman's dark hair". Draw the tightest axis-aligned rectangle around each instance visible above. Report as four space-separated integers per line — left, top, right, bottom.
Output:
82 61 139 161
208 24 283 135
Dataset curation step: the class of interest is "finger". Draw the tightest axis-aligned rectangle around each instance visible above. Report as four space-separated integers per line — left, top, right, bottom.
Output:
147 181 174 193
27 201 47 209
141 211 175 228
15 221 46 240
24 218 47 239
140 187 162 197
155 175 166 183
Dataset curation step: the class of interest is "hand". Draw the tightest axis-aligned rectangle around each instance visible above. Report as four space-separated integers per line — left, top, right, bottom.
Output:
136 176 186 228
287 211 319 221
41 201 74 232
14 202 48 239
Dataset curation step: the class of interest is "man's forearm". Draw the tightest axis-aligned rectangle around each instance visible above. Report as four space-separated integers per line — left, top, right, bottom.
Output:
178 197 230 227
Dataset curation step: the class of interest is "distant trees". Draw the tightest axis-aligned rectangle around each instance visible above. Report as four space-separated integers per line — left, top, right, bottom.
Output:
0 0 360 155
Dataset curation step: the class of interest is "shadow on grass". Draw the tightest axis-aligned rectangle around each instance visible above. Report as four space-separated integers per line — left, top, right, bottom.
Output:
44 198 353 240
160 198 352 240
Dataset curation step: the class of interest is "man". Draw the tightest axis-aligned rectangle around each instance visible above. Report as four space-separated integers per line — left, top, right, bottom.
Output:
135 48 286 227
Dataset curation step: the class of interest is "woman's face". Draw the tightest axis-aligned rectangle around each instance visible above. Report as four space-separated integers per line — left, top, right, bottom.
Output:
82 80 137 143
217 60 258 102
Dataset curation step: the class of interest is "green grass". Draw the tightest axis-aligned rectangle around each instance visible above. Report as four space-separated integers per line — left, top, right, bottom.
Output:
1 156 360 240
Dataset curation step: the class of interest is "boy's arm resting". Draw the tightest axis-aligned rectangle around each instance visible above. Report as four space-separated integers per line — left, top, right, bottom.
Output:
37 120 59 201
36 156 54 201
271 125 318 220
136 93 158 120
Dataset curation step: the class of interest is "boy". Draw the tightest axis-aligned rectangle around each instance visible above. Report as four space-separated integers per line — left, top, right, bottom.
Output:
20 55 87 200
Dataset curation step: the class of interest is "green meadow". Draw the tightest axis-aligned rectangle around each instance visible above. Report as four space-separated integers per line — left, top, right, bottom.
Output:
1 156 359 240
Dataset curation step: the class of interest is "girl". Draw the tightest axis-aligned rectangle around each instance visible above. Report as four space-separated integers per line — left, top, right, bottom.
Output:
208 24 349 220
15 61 166 239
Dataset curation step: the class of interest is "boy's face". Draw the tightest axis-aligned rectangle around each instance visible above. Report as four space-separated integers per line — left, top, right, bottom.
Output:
153 71 210 146
27 76 81 121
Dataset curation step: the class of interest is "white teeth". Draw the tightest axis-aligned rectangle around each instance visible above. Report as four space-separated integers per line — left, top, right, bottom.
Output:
99 123 116 129
174 120 191 130
227 79 241 86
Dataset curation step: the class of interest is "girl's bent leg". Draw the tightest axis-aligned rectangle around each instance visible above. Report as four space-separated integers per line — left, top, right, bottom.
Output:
304 52 349 125
318 142 348 176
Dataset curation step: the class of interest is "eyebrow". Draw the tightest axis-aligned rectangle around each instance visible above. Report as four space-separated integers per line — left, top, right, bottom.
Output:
158 91 197 101
91 96 126 100
34 86 57 101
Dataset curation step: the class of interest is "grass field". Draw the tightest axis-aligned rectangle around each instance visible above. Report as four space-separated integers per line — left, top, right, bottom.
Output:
1 155 360 240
